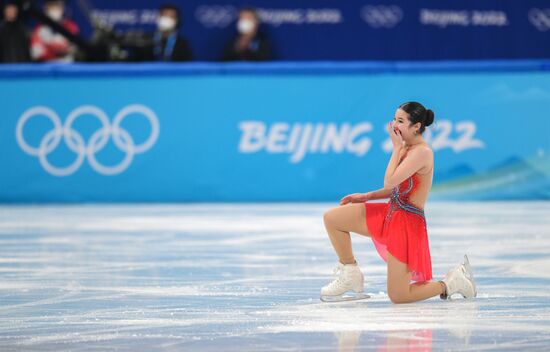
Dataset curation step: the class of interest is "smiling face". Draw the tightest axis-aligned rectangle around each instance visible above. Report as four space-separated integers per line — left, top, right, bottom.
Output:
392 108 421 141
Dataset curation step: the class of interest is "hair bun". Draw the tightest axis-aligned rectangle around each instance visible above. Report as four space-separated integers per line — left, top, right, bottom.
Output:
425 109 435 127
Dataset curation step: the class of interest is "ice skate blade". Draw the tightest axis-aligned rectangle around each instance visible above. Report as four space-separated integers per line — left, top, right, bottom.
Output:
320 293 370 302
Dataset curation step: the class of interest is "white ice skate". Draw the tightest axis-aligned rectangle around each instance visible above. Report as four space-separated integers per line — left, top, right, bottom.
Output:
320 263 370 302
441 255 477 300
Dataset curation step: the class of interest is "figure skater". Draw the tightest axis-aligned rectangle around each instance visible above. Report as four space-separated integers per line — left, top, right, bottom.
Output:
321 102 477 303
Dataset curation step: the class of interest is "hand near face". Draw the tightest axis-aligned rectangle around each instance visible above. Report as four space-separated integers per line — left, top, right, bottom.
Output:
387 122 404 150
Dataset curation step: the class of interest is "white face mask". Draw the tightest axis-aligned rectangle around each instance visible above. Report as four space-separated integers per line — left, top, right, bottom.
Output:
157 16 176 32
237 19 255 35
46 8 63 22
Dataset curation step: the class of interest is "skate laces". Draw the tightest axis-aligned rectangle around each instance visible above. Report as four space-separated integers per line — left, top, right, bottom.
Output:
332 265 343 277
327 265 346 289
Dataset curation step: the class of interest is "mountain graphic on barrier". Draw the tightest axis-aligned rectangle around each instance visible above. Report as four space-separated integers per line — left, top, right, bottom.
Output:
431 153 550 200
434 164 476 183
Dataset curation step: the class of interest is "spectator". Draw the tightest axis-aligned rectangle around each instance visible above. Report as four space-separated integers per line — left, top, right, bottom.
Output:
30 0 79 62
0 1 31 63
152 4 193 61
222 7 271 61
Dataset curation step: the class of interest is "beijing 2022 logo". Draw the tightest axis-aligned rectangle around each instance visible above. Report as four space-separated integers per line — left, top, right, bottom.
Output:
16 104 160 176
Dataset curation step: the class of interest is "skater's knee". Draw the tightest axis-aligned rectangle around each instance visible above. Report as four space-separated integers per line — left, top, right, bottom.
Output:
323 209 336 227
388 293 408 304
388 288 410 304
387 289 401 303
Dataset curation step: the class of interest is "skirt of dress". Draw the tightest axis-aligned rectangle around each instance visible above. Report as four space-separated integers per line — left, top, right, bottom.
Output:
364 202 433 282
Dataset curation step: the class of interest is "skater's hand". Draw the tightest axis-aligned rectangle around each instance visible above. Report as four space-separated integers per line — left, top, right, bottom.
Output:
388 122 404 150
340 192 370 205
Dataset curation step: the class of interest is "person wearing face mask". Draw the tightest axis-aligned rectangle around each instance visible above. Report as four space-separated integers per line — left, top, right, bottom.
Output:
151 4 192 62
30 0 79 62
222 7 272 61
0 1 31 63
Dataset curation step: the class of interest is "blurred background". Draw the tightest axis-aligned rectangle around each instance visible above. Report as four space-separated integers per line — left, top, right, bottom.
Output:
1 0 549 202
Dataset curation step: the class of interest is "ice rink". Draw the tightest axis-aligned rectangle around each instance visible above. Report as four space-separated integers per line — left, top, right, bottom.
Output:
1 202 549 351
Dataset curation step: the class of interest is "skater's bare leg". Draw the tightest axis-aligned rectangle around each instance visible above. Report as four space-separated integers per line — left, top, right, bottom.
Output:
323 203 371 265
387 252 444 304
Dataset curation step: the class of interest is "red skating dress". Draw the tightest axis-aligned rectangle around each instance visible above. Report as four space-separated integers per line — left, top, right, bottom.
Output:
364 174 433 282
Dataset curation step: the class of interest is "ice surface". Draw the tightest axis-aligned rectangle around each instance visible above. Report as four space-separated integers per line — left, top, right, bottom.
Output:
0 202 549 351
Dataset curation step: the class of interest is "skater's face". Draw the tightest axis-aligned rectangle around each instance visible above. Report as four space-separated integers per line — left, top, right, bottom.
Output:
392 109 421 141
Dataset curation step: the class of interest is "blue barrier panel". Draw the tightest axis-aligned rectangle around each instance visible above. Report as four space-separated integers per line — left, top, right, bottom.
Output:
1 61 549 202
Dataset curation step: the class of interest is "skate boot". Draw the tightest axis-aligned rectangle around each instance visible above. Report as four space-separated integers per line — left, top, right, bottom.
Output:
440 255 477 300
320 263 369 302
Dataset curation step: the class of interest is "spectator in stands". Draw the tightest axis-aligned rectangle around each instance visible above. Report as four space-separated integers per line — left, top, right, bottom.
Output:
152 4 193 61
0 1 31 63
222 7 271 61
30 0 79 62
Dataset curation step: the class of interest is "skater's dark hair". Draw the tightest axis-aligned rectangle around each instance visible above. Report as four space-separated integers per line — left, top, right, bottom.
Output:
399 102 434 134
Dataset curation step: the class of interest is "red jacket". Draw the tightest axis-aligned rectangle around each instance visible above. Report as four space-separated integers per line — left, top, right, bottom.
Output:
31 19 79 62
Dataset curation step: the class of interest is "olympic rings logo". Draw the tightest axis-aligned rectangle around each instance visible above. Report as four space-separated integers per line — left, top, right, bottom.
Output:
16 104 160 176
361 5 403 29
195 5 237 28
528 8 550 32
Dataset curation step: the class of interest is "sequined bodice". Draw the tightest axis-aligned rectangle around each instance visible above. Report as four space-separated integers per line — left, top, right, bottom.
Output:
389 174 425 218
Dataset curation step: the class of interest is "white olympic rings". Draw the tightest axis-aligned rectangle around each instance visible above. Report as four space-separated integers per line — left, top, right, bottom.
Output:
361 5 403 29
528 8 550 32
16 104 160 176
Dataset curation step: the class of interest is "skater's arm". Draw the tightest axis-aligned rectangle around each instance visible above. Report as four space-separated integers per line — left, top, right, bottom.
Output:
383 122 404 189
366 188 392 200
384 149 402 189
339 188 391 205
383 122 430 189
384 147 431 189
